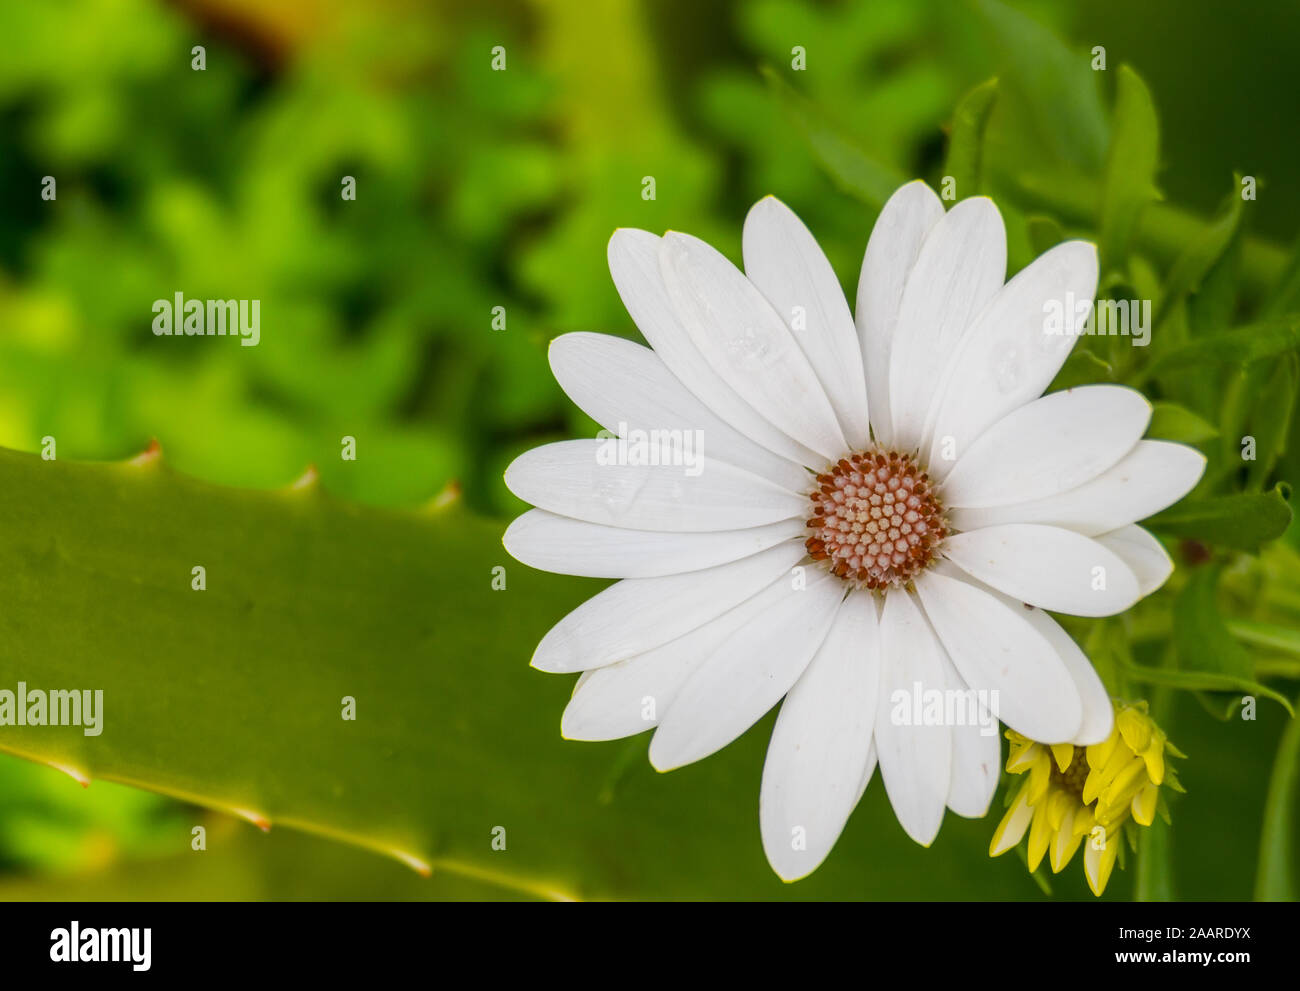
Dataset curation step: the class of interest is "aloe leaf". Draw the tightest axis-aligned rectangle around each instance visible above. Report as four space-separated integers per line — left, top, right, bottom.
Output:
0 445 1043 898
0 445 598 890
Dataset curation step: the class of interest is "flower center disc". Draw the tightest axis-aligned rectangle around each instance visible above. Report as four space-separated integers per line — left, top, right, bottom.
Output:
805 449 948 590
1051 747 1091 800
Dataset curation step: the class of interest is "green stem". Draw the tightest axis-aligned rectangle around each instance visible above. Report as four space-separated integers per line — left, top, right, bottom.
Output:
1254 698 1300 901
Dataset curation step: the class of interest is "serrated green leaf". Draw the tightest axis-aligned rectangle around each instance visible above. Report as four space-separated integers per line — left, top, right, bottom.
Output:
1145 484 1293 553
0 447 1043 899
943 77 998 201
1099 66 1160 273
1147 402 1218 443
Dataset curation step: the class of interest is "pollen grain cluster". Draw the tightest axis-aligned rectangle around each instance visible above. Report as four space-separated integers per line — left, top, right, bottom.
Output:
805 449 947 590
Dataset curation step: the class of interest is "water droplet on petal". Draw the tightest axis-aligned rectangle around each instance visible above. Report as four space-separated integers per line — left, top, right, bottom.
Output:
992 345 1022 395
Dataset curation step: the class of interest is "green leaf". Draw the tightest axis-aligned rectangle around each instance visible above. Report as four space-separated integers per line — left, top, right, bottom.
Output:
1118 661 1295 716
1187 227 1244 336
1025 214 1066 255
1145 484 1293 553
1173 565 1253 680
1230 619 1300 657
1050 347 1114 391
973 0 1108 173
1247 353 1299 490
1147 402 1218 443
1219 362 1273 470
762 67 905 209
1099 66 1161 273
1002 172 1287 301
1255 697 1300 901
1263 230 1300 318
1158 186 1243 326
943 78 998 200
0 447 1040 899
0 447 592 892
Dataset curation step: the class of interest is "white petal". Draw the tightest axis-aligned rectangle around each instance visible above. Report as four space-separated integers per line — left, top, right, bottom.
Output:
933 561 1114 746
888 197 1007 453
548 332 809 492
504 439 805 532
1027 613 1114 746
504 510 806 579
925 240 1100 472
743 197 872 449
561 575 790 741
760 592 881 880
874 589 951 846
1095 525 1174 597
608 229 821 465
943 523 1141 617
947 440 1207 536
915 571 1082 743
649 570 843 771
940 386 1151 508
531 540 807 673
856 181 946 446
938 649 1001 818
659 231 848 461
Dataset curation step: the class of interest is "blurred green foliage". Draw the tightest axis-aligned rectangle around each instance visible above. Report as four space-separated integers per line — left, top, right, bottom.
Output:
0 0 1298 898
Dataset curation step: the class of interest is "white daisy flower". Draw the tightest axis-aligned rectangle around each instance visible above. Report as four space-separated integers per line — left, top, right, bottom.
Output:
503 180 1205 881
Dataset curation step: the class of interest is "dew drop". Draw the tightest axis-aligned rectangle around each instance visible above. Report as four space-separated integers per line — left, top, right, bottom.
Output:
992 345 1022 395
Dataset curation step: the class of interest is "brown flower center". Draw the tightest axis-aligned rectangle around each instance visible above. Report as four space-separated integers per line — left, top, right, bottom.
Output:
1051 747 1091 800
805 449 948 590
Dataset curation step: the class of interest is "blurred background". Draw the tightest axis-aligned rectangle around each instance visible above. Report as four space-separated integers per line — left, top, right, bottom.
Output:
1 0 1297 899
